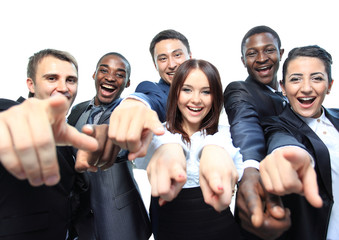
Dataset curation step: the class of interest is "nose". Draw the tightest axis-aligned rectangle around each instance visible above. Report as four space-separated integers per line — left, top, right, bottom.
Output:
191 92 201 104
256 51 268 63
301 79 313 94
105 72 116 82
57 80 68 93
168 56 177 70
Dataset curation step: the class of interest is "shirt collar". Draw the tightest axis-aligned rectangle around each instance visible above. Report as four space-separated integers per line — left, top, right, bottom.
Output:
298 107 332 131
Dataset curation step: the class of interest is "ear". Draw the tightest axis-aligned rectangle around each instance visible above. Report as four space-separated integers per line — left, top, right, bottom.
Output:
327 79 334 94
279 48 285 60
279 80 286 96
92 71 96 80
26 78 35 94
126 79 131 88
241 56 246 68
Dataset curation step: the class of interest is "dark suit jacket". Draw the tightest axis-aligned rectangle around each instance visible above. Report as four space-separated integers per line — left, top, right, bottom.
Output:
68 100 151 240
224 76 286 162
0 99 78 240
262 105 339 240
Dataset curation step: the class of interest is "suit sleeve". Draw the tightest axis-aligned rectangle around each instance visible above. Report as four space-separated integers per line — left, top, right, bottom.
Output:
224 82 267 163
262 116 308 154
131 81 167 122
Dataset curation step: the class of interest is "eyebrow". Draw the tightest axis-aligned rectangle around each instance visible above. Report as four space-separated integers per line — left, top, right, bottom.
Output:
99 64 126 73
288 72 325 78
157 49 184 58
42 73 78 79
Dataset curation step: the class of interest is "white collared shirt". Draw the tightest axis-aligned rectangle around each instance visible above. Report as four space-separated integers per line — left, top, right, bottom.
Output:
135 125 244 188
300 110 339 240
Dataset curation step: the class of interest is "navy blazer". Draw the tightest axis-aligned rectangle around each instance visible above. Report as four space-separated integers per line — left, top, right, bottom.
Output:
132 78 170 122
262 105 339 240
224 76 286 162
67 100 151 240
0 99 78 240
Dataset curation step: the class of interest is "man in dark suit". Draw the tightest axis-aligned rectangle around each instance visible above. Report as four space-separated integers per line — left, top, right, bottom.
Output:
67 52 151 240
260 45 337 240
223 26 291 239
0 49 98 240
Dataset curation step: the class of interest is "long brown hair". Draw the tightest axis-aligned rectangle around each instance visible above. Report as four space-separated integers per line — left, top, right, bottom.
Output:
166 59 223 144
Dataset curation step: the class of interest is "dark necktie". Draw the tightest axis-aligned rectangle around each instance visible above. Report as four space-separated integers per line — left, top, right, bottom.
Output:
87 106 103 124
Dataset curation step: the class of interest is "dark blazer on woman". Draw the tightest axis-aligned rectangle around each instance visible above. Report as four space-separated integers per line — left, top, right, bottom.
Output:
263 105 339 240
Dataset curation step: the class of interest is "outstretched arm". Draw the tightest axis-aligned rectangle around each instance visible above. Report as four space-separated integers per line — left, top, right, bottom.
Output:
199 145 238 212
146 143 187 206
0 96 98 186
108 99 165 160
260 146 322 208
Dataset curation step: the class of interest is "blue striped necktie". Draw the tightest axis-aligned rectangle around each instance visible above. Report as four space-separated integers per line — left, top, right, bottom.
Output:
87 106 103 124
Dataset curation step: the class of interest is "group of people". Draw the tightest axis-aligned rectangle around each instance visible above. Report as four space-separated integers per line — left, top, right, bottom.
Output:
0 25 337 240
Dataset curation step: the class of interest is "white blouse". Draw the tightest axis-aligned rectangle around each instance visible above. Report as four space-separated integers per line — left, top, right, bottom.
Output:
135 124 244 188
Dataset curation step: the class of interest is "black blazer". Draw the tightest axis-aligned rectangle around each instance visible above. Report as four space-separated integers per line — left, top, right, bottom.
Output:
0 99 77 240
262 105 339 240
224 76 286 162
67 100 151 240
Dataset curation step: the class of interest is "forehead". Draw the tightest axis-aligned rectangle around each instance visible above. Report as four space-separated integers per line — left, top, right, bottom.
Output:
98 55 127 70
36 55 78 77
184 69 209 87
244 32 279 50
287 57 326 73
154 39 188 57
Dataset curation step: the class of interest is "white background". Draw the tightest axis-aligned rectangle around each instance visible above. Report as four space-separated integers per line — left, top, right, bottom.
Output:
0 0 338 110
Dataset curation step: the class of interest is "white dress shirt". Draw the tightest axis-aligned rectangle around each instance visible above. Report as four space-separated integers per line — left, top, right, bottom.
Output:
300 110 339 240
135 125 244 188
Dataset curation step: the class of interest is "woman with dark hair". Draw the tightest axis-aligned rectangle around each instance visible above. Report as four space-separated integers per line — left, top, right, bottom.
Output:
137 59 243 240
260 45 338 239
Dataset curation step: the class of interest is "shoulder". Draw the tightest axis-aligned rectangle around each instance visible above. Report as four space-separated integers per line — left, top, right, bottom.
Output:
70 100 90 112
0 98 20 112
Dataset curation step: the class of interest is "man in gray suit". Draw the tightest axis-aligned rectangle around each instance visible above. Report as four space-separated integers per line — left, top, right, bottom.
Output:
67 52 151 240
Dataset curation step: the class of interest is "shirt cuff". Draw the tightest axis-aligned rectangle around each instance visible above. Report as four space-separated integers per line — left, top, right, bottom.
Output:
122 95 151 108
243 160 260 170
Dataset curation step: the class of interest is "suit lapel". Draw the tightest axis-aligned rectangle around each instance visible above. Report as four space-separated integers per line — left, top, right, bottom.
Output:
67 101 90 126
282 107 332 197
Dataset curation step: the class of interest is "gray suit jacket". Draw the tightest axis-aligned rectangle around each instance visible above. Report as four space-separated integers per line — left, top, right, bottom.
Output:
68 100 151 240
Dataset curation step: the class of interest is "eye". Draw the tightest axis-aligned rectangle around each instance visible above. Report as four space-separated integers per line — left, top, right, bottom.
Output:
246 51 257 58
67 77 77 84
116 73 125 79
100 69 108 74
202 90 210 95
182 87 191 93
265 48 276 54
312 76 324 82
158 56 167 62
289 77 301 82
174 52 183 58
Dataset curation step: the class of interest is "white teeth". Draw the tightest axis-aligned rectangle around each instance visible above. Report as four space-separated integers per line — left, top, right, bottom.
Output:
300 97 314 101
167 72 175 75
102 84 114 89
188 107 202 111
258 66 269 70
